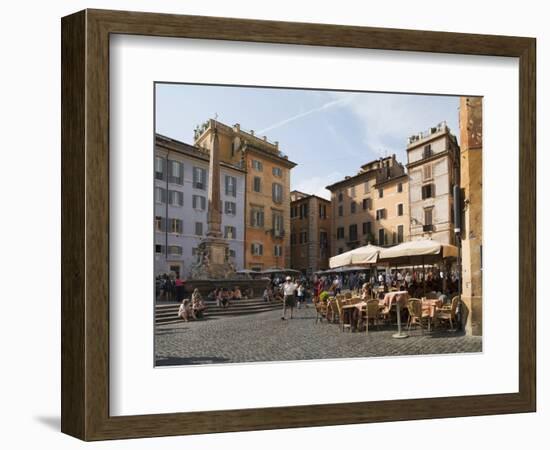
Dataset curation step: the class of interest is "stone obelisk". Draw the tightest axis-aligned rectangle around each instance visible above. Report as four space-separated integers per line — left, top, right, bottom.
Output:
191 119 232 279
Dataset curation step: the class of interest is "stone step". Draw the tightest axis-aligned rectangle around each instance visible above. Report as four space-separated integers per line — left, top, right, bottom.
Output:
156 298 274 308
156 303 282 318
156 306 284 325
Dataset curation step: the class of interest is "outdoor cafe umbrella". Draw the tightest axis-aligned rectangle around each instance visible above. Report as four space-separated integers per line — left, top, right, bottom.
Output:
378 239 457 265
261 267 301 275
329 244 382 268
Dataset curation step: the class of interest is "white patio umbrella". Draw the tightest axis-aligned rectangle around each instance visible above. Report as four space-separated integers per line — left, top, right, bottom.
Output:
329 244 382 268
379 239 457 263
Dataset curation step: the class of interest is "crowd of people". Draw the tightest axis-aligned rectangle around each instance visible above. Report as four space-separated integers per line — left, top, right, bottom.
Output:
160 267 459 324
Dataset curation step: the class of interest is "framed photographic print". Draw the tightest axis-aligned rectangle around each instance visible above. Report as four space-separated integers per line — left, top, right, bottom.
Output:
61 9 536 441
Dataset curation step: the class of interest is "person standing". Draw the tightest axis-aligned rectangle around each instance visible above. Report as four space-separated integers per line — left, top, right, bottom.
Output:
296 283 306 309
281 276 297 320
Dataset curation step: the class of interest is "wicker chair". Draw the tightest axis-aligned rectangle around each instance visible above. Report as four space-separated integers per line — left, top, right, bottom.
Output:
335 297 352 332
363 299 381 334
344 291 352 300
407 298 430 333
435 296 460 330
314 297 328 323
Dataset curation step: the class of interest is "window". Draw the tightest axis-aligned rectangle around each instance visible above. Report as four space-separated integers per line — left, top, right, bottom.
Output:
421 183 435 199
299 230 308 244
193 167 207 189
362 221 370 235
224 226 236 239
195 222 203 236
423 144 433 159
376 209 387 221
397 182 403 193
319 204 327 219
168 160 184 184
350 201 357 214
378 188 384 198
272 183 283 203
338 248 344 255
272 212 284 236
224 201 237 215
423 164 433 181
397 203 404 216
274 245 282 257
168 245 182 256
397 225 404 243
290 233 297 245
350 185 356 197
155 187 166 203
225 175 237 197
363 181 369 194
272 167 282 177
192 195 206 210
362 198 372 210
349 224 358 241
378 229 385 246
338 205 343 217
170 218 183 234
251 242 264 256
252 159 263 171
338 192 343 202
250 208 265 227
169 190 183 206
155 216 165 232
253 176 262 193
319 231 328 248
155 156 165 180
424 208 433 226
228 249 236 258
155 244 163 254
337 227 345 240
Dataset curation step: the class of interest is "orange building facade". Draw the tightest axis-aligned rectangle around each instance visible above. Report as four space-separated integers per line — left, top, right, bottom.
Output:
195 120 296 270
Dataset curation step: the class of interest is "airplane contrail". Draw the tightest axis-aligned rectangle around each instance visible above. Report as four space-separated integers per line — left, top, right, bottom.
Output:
257 95 353 134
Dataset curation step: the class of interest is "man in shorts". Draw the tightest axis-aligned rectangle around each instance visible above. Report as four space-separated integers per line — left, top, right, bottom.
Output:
281 276 297 320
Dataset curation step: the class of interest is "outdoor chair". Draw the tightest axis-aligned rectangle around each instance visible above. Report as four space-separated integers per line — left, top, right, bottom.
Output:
363 299 381 334
407 298 430 333
314 297 328 323
335 298 352 332
435 295 459 330
344 292 352 300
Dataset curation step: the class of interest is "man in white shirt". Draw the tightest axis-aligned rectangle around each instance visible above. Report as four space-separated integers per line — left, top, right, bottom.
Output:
281 276 297 320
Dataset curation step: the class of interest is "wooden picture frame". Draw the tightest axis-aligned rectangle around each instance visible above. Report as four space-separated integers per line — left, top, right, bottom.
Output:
61 9 536 441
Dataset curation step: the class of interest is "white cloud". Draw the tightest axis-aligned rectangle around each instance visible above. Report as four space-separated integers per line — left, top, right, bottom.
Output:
257 95 354 134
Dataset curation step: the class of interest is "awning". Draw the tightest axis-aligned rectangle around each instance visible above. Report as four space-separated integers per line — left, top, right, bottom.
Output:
329 244 382 268
379 239 458 265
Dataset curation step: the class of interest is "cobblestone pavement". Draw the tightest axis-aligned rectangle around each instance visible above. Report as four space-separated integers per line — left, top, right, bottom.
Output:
155 304 482 366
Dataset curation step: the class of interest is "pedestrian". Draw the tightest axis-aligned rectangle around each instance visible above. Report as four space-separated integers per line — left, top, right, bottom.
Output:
281 276 297 320
296 283 306 309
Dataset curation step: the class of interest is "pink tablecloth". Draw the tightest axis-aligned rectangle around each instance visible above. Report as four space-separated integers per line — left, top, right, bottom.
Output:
381 291 409 311
422 298 443 318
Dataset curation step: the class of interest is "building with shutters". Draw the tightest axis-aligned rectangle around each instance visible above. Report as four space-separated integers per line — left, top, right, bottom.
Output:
406 122 460 245
154 134 246 278
325 155 409 256
289 191 331 274
194 119 296 271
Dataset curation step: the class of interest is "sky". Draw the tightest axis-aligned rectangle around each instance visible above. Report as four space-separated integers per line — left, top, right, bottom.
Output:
155 83 460 200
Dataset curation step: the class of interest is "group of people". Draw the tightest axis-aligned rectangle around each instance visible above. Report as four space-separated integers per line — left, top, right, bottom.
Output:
261 276 309 320
177 288 207 322
207 286 243 308
156 273 187 302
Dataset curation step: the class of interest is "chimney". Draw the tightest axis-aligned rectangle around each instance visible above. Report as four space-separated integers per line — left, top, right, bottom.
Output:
263 136 267 141
250 130 254 136
233 123 240 132
274 141 279 148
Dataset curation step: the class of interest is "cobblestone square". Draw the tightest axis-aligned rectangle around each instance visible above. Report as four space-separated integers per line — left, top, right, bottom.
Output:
155 305 482 366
